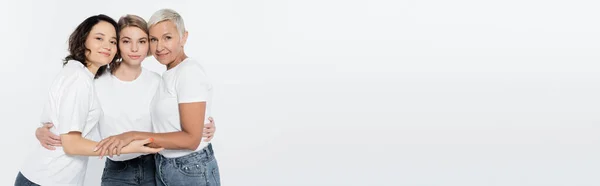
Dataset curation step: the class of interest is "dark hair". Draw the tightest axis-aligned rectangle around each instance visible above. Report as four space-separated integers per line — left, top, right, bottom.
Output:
63 14 120 78
110 14 150 74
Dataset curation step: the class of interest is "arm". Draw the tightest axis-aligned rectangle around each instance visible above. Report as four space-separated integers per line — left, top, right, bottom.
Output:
107 102 206 151
61 132 159 156
96 116 215 156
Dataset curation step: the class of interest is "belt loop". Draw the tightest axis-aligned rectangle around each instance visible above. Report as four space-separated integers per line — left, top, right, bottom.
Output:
208 143 214 157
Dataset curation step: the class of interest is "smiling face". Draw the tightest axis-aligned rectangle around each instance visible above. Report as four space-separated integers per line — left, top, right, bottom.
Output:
119 26 149 66
84 20 118 67
149 20 187 67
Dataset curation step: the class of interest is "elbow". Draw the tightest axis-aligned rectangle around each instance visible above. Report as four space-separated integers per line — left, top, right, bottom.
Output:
62 144 76 155
186 138 202 151
60 134 82 155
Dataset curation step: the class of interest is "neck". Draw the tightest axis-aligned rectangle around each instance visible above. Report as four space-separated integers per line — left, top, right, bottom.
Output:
114 61 142 81
86 61 100 75
166 52 188 70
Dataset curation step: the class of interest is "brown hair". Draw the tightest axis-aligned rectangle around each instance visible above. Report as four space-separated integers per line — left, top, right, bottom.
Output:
64 14 119 78
110 14 150 74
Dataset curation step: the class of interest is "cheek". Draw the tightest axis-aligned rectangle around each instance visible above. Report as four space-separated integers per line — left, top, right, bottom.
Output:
141 44 150 51
119 45 129 54
166 42 178 52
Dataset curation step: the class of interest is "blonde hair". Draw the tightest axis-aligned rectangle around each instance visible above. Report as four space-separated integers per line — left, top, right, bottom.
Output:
147 9 186 37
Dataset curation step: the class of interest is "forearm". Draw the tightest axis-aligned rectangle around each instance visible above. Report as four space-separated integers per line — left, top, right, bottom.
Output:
61 135 102 156
62 134 144 156
129 131 201 150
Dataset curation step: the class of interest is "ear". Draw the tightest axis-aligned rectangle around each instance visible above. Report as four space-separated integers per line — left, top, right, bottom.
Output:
181 31 188 47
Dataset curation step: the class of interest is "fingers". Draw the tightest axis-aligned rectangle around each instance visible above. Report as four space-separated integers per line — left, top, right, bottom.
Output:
107 141 120 157
49 133 61 141
204 135 214 142
204 122 215 129
41 142 56 150
46 141 62 147
142 146 164 153
203 125 215 139
47 138 61 145
145 138 154 144
203 130 212 137
99 138 117 157
95 138 110 152
205 117 215 128
43 123 54 128
116 143 126 156
111 148 118 158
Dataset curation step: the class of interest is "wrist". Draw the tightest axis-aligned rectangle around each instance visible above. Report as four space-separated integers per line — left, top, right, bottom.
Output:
123 131 135 141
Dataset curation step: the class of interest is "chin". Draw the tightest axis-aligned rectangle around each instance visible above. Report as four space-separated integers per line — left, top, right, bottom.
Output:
157 59 171 65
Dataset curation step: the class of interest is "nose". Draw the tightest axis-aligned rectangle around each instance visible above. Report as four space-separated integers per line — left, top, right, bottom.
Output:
132 41 139 52
156 39 165 53
102 40 112 51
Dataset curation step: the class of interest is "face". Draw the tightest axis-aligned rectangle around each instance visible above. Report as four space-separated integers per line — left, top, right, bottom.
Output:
149 20 187 66
119 26 149 66
84 21 118 67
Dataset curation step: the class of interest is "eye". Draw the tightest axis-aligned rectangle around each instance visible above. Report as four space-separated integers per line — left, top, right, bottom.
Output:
150 38 158 42
122 40 130 44
110 40 117 45
165 36 172 40
96 37 103 41
139 40 146 44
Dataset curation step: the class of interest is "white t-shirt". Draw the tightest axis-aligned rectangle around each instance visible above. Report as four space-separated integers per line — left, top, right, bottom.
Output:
20 60 103 186
95 67 161 161
151 58 212 158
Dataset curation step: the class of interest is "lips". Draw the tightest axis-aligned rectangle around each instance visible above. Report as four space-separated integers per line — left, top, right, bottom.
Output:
128 55 141 60
156 53 169 58
99 52 111 57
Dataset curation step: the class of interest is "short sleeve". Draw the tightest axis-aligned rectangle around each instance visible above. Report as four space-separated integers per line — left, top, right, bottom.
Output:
175 63 211 103
55 73 92 134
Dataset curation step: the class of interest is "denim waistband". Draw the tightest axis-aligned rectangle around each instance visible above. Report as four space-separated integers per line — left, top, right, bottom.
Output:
158 143 214 161
107 153 154 164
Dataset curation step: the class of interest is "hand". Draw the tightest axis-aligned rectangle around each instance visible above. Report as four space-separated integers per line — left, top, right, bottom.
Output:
203 117 216 142
95 132 134 158
36 123 61 150
123 138 164 154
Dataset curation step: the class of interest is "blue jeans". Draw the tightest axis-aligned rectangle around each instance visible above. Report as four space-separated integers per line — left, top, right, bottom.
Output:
155 144 220 186
14 172 40 186
101 154 156 186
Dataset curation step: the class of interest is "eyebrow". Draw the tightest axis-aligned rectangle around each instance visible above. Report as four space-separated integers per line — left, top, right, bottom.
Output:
149 33 172 38
94 32 117 40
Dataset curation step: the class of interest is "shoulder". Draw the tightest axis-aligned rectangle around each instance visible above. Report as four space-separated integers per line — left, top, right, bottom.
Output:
142 67 162 85
176 58 208 77
142 67 162 80
93 71 112 87
49 61 94 95
59 60 94 86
